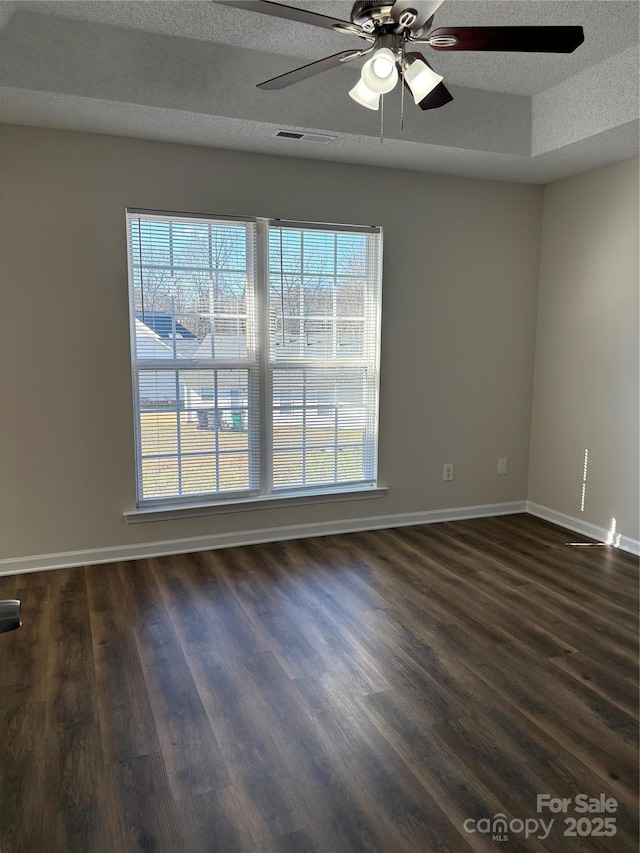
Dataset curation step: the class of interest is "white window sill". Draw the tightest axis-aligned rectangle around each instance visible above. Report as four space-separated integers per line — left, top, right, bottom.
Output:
124 485 388 524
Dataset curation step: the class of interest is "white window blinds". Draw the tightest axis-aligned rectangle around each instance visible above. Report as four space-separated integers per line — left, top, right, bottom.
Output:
127 210 382 507
268 222 381 493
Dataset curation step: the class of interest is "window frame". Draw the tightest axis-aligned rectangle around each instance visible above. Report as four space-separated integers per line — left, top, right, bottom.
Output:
126 208 383 514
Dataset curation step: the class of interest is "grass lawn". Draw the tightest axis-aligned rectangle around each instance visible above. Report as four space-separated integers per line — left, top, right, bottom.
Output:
139 410 366 498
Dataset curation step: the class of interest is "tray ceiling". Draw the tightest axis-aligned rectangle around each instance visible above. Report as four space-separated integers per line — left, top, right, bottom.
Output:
1 1 638 182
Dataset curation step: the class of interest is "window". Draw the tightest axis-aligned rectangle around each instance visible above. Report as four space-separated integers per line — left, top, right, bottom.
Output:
127 209 382 508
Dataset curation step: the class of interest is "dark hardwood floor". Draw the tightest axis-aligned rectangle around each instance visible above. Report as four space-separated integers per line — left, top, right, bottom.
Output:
0 514 637 852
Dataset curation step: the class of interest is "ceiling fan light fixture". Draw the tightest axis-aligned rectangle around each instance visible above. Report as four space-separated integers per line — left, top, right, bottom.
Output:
349 77 380 111
361 48 399 94
404 57 444 104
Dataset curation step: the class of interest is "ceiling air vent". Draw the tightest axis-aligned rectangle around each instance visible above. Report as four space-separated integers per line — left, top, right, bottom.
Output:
272 130 337 144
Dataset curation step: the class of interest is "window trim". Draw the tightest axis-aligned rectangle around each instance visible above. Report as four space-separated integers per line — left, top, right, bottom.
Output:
124 483 388 523
126 207 383 511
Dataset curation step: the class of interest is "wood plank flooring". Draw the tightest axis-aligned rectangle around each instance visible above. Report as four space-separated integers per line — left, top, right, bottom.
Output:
0 514 637 852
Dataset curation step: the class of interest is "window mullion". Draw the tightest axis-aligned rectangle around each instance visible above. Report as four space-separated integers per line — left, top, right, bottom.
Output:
333 233 338 359
175 367 183 495
256 219 272 495
299 230 304 360
302 368 307 486
214 369 220 490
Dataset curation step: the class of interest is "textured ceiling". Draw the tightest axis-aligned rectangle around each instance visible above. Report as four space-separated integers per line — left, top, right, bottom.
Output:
0 0 638 182
15 0 639 95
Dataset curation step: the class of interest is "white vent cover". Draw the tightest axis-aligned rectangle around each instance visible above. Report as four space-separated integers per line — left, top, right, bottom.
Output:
272 130 337 144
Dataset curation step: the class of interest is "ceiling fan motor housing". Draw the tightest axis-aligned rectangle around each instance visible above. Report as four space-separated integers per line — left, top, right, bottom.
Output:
351 1 397 32
350 1 434 41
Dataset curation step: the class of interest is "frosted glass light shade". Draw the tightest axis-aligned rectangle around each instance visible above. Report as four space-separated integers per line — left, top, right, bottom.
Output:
349 78 381 110
372 51 395 79
361 48 399 95
404 58 443 104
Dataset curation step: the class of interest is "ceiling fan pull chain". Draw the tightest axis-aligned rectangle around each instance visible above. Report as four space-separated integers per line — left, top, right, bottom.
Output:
380 94 384 144
400 63 405 132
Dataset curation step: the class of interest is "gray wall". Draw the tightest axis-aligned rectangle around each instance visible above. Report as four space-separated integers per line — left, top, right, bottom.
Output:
528 158 640 541
0 125 543 560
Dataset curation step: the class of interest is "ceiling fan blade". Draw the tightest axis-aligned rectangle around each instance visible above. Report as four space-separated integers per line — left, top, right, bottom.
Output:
257 50 364 90
404 51 453 109
215 0 363 33
391 0 445 29
428 26 584 53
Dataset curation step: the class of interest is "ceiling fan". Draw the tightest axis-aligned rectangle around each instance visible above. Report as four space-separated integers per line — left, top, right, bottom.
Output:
217 0 584 112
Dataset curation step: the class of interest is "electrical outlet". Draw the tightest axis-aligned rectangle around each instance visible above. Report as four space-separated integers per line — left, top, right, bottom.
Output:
497 457 508 475
443 463 454 482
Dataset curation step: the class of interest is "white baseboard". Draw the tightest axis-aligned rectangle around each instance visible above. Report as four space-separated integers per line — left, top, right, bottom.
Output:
0 500 526 576
526 501 640 557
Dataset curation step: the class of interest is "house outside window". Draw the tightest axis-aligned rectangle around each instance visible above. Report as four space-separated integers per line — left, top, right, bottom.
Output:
127 209 382 507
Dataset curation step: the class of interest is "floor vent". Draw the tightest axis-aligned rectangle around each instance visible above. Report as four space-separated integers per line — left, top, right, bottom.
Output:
272 130 337 144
